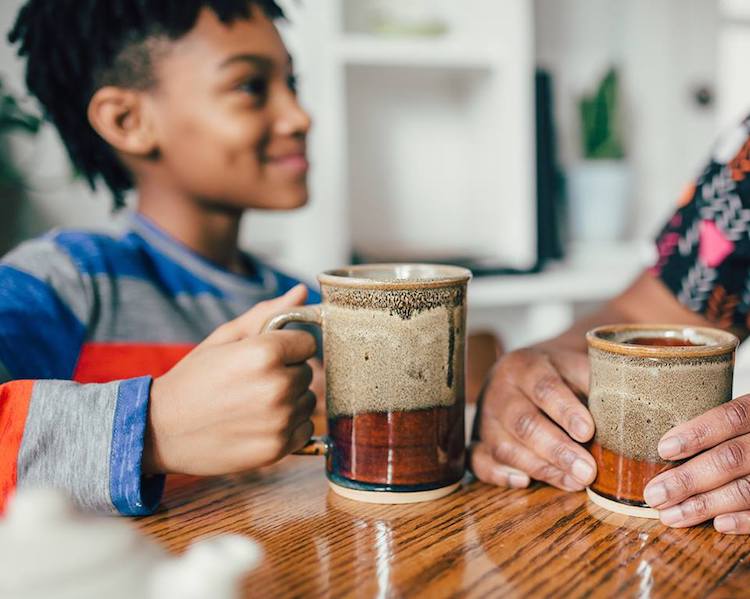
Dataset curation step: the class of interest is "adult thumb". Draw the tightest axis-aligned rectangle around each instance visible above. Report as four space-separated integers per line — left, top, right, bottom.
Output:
203 284 309 345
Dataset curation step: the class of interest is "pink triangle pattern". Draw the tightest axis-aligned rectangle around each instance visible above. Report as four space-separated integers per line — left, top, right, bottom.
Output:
698 220 735 268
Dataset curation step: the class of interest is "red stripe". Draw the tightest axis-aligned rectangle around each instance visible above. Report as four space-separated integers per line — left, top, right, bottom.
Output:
0 380 34 514
73 343 195 383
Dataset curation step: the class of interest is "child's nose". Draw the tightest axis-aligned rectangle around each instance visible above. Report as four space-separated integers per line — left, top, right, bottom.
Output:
272 94 312 137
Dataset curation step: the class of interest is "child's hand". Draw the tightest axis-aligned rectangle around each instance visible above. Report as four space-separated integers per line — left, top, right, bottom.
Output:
309 357 326 416
144 285 317 475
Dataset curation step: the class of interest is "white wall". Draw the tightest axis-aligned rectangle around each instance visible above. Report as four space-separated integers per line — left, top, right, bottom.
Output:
4 0 716 256
535 0 719 240
0 0 728 255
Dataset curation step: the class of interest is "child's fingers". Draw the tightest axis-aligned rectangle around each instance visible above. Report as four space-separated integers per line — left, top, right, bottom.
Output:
286 419 315 454
263 329 317 365
203 284 309 345
290 390 317 429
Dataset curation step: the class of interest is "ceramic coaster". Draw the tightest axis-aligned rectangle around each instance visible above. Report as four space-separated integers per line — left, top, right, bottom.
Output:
328 481 460 504
586 487 659 519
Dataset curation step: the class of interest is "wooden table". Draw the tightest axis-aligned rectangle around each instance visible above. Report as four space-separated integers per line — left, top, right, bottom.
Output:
136 454 750 598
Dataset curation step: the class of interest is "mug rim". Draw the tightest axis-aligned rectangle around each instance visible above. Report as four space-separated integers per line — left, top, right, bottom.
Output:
318 263 472 289
586 323 738 358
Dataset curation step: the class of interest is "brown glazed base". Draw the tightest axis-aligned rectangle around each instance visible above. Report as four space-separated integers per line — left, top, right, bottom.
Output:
327 404 465 487
329 481 461 504
589 441 673 506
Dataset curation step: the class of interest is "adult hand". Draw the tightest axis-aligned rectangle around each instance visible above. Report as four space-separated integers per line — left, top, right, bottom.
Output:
644 395 750 533
144 284 317 475
470 345 597 491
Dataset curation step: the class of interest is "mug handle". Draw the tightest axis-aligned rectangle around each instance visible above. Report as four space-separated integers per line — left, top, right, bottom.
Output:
262 304 329 456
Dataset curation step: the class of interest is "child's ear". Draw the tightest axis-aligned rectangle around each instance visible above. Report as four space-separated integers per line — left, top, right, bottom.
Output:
87 87 157 157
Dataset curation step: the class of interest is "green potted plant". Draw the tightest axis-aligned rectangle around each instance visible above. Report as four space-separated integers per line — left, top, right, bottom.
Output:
0 76 41 254
567 67 630 242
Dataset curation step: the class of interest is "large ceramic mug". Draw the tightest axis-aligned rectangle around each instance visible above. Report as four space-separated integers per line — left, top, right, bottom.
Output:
585 324 738 518
263 264 471 504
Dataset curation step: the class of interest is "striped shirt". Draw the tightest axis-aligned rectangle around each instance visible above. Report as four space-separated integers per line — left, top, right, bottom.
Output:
0 212 318 516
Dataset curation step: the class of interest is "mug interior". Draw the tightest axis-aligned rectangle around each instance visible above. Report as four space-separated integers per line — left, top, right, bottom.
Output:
319 263 471 288
587 324 738 357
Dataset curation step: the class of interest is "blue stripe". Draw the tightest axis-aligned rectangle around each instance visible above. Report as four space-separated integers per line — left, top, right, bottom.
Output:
0 265 85 378
109 376 165 516
266 266 321 304
51 230 226 298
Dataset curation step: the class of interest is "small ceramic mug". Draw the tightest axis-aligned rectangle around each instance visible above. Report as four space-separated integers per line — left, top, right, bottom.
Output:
263 264 471 504
585 324 738 518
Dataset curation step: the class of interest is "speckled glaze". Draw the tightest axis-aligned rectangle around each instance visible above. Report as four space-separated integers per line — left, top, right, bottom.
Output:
263 264 472 500
586 324 737 507
320 264 471 495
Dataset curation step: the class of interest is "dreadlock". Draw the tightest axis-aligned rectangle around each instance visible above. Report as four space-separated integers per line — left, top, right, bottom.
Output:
8 0 285 208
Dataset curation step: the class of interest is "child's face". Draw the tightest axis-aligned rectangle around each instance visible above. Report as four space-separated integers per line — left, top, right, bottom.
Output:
144 6 311 211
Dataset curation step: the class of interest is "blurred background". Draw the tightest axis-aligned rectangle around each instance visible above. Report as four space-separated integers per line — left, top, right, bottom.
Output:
1 0 750 389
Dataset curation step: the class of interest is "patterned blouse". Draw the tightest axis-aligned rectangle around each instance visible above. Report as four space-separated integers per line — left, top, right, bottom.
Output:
653 117 750 340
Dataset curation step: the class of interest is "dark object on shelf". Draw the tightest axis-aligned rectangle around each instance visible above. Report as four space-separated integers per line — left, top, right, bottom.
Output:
535 68 566 267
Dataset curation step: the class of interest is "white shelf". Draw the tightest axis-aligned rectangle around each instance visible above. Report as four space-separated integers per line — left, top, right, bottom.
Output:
469 240 656 309
335 34 500 68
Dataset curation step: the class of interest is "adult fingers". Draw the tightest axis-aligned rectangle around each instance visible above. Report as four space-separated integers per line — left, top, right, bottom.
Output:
714 511 750 534
497 388 597 487
486 429 588 491
469 442 531 489
644 432 750 509
549 349 591 399
656 395 750 461
506 350 594 443
655 475 750 529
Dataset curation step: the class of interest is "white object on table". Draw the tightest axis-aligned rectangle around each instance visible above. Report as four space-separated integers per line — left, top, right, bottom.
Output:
0 488 263 599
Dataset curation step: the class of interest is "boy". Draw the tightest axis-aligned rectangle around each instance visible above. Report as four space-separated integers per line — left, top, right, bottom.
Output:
0 0 319 515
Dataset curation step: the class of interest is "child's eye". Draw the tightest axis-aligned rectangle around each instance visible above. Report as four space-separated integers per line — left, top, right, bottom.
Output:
238 77 269 99
287 73 299 94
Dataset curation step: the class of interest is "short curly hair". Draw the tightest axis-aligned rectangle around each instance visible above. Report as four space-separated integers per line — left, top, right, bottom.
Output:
8 0 285 207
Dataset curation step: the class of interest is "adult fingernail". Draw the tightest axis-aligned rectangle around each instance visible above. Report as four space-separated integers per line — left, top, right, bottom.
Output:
644 482 668 507
660 505 684 526
508 472 530 488
572 458 595 484
570 416 591 440
658 436 682 459
715 514 737 533
562 475 584 491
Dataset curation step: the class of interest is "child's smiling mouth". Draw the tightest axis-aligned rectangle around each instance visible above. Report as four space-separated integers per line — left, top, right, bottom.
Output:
264 149 308 174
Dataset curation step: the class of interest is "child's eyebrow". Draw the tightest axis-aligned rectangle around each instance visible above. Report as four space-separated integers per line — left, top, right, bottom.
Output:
218 53 292 72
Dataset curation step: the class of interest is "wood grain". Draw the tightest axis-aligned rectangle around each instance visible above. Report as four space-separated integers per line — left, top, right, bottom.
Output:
135 455 750 598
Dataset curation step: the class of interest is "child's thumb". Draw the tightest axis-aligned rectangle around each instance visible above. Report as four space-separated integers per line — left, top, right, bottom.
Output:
202 284 310 345
270 283 309 309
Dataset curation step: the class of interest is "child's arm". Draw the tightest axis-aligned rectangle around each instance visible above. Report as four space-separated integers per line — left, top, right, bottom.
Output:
0 375 161 516
144 289 317 476
0 254 316 515
0 241 163 515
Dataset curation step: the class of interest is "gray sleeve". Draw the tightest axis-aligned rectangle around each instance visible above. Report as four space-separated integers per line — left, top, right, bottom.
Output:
16 377 164 516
